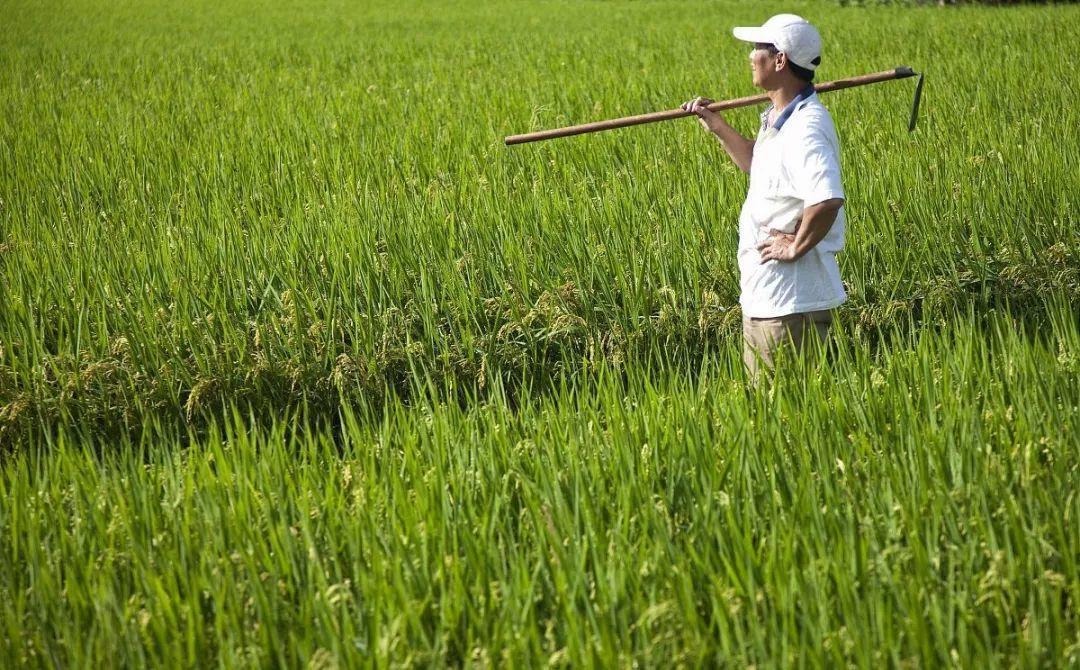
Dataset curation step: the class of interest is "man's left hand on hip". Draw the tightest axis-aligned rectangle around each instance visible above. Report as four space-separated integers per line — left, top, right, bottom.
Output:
757 233 798 263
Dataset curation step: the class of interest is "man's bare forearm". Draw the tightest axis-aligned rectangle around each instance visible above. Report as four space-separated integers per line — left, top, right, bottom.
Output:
756 198 844 263
681 98 755 174
791 198 844 259
703 116 755 174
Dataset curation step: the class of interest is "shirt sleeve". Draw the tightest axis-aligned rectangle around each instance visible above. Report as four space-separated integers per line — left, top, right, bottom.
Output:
784 121 845 207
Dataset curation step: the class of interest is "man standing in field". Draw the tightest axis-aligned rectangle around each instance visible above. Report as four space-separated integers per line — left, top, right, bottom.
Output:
682 14 847 379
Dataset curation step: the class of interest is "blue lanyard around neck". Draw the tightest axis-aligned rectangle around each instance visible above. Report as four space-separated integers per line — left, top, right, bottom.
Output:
762 83 816 134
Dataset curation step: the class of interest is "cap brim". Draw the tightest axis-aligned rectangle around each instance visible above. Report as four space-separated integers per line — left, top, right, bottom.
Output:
732 26 772 43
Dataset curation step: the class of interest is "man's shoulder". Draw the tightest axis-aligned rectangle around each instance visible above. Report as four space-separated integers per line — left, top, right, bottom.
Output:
792 97 834 124
786 98 838 138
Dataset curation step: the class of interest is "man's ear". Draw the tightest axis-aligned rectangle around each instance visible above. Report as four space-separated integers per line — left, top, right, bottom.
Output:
775 52 787 73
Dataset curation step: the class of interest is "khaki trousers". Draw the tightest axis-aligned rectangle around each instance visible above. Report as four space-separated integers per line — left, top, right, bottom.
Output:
743 309 834 380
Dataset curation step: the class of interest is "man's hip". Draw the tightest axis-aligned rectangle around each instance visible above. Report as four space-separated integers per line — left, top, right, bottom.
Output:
742 309 835 379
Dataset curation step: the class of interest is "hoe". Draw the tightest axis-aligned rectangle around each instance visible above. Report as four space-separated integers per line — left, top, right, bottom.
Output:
505 66 924 146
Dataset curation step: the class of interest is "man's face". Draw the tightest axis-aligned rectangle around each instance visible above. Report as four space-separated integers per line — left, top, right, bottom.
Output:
749 43 781 88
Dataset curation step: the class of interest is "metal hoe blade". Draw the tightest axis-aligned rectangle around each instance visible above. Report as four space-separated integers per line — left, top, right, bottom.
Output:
908 72 925 132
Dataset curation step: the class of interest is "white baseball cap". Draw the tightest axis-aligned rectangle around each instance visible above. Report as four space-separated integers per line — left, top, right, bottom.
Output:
733 14 822 71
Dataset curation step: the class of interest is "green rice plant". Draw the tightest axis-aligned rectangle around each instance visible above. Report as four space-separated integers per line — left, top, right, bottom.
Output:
1 0 1077 441
2 305 1077 666
0 0 1078 665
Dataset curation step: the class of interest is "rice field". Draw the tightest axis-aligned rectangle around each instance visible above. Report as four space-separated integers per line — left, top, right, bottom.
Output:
1 0 1078 666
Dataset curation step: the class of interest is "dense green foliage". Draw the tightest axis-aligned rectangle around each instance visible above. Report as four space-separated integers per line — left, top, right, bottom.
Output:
4 316 1079 667
2 0 1077 441
1 0 1077 666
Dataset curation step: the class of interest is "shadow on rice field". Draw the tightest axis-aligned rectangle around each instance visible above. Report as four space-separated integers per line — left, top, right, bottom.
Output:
3 287 1075 452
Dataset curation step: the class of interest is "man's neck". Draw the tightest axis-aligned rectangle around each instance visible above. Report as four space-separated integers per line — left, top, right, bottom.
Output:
767 79 808 112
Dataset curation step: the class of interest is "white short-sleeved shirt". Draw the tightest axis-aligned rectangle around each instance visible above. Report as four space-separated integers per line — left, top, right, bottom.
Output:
737 90 847 318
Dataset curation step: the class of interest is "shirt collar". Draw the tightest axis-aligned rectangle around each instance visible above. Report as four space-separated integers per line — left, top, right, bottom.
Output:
759 83 816 134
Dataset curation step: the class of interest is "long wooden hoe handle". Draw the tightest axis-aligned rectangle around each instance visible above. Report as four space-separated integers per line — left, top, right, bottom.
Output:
505 66 919 146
